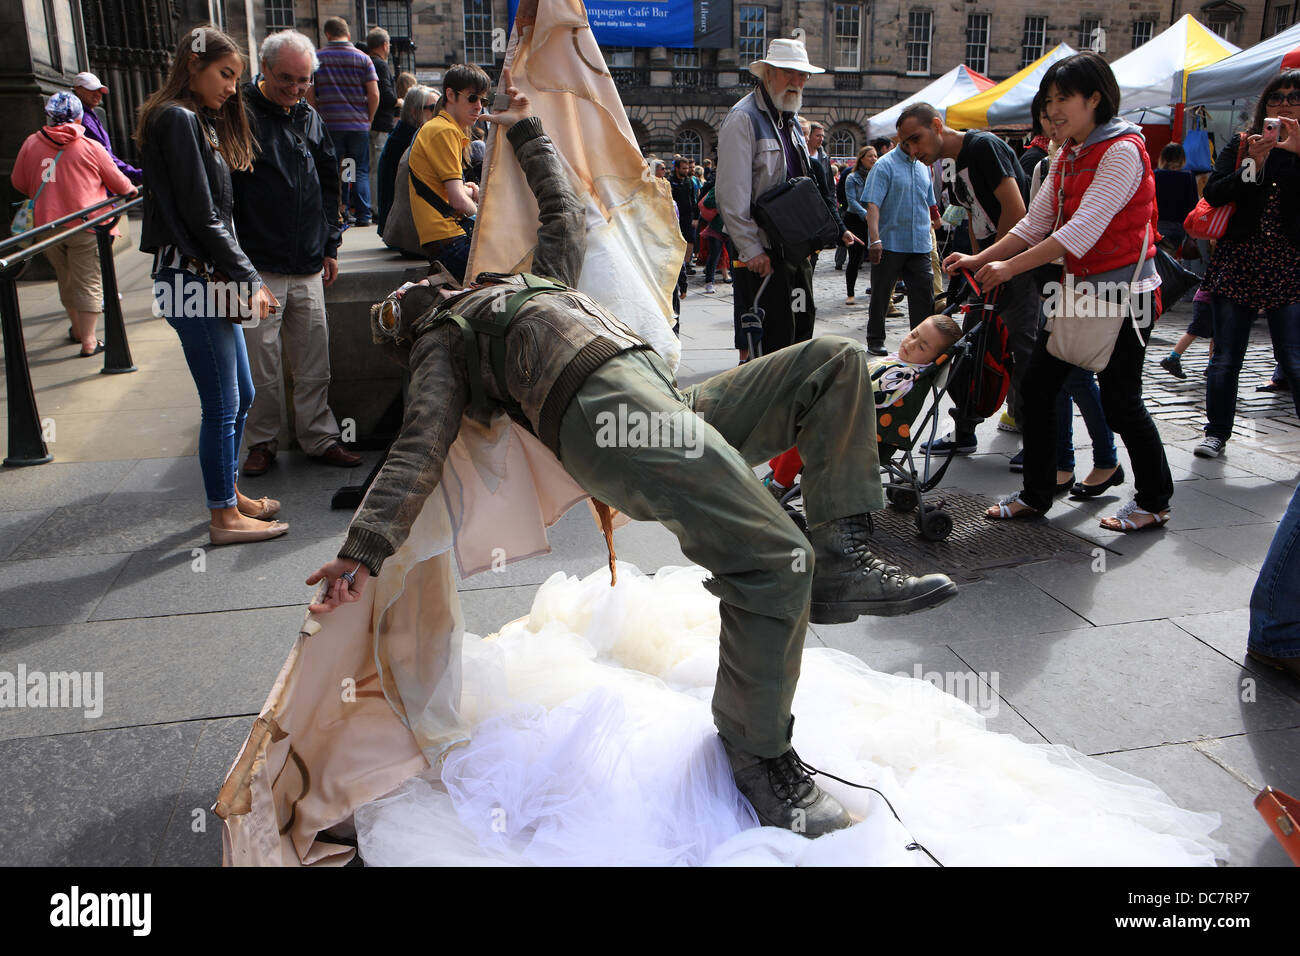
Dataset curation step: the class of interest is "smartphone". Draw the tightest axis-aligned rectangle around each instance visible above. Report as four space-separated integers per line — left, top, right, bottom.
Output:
491 92 512 112
1263 117 1281 143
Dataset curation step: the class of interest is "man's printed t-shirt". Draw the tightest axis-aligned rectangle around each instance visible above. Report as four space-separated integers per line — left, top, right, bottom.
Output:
408 110 471 245
952 130 1029 246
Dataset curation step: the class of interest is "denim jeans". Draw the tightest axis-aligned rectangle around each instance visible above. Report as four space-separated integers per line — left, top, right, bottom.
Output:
333 129 372 221
1249 480 1300 659
155 268 253 509
704 235 725 283
1205 297 1300 440
1056 367 1118 471
422 234 472 284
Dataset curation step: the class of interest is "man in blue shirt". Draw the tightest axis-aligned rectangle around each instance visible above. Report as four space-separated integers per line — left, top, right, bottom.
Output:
863 139 938 354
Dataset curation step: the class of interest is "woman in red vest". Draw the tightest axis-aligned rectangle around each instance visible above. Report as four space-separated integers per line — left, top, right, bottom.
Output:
945 51 1173 532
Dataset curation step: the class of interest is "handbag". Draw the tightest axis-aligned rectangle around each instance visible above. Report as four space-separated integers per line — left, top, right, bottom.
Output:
1183 136 1247 240
1254 786 1300 865
1045 223 1152 372
1153 247 1200 309
10 147 64 243
751 176 840 264
1182 107 1216 173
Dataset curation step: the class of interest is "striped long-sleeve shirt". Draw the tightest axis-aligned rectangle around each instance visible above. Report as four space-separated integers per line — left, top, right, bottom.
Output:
1009 137 1159 291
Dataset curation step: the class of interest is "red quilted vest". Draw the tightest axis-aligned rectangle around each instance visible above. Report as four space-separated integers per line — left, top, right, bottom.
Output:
1053 132 1158 277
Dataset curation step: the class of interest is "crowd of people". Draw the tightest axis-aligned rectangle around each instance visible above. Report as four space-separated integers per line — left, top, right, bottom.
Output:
8 25 1300 840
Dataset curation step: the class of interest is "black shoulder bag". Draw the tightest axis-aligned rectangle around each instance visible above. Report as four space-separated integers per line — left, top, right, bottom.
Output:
751 176 841 265
409 166 475 237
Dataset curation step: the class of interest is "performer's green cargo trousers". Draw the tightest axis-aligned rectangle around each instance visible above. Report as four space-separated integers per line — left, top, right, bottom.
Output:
557 335 883 760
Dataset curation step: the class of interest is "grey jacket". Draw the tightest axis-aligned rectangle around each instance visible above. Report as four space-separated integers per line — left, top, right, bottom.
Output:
340 117 650 576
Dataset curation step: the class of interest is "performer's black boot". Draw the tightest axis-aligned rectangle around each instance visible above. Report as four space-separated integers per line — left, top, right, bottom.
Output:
808 514 957 623
723 742 852 838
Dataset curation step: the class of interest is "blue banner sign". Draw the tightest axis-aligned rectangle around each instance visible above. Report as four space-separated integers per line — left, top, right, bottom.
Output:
508 0 732 49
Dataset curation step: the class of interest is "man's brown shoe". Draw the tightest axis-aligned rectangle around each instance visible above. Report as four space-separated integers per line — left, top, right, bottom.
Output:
242 444 275 477
312 442 362 468
1247 649 1300 683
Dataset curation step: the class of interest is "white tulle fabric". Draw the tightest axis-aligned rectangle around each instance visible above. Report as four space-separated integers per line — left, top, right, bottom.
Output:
354 564 1227 866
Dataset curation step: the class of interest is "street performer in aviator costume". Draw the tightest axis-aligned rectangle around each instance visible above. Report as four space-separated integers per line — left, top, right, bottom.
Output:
304 74 957 837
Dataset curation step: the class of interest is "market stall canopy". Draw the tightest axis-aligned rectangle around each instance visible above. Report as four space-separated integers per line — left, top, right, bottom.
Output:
1111 14 1239 111
946 44 1077 130
865 65 995 140
1184 21 1300 105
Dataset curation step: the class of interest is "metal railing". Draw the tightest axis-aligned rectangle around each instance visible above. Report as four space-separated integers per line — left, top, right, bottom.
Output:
1 190 141 466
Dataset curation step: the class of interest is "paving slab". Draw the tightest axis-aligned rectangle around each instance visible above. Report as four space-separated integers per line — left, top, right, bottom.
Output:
1098 737 1295 867
1014 532 1259 625
947 619 1300 754
0 508 52 560
88 537 341 621
0 605 303 740
155 716 257 867
0 553 131 628
0 720 205 866
0 459 134 512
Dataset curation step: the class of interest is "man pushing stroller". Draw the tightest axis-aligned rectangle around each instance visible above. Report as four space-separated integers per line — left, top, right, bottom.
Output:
305 82 958 838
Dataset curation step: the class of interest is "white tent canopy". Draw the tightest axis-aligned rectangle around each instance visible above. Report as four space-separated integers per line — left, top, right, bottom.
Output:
1111 14 1239 112
865 65 994 140
1184 21 1300 105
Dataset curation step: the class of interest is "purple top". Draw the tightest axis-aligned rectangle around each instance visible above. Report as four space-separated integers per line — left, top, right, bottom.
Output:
80 107 142 184
313 41 379 132
757 84 805 180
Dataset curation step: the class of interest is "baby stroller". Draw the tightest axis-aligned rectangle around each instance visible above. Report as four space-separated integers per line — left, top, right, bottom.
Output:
772 272 1012 542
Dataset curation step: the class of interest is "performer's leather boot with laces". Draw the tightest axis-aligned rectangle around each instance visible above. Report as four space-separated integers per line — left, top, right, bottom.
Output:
808 513 958 623
724 742 852 838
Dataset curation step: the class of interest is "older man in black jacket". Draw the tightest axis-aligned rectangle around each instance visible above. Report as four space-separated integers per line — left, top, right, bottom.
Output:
234 30 361 475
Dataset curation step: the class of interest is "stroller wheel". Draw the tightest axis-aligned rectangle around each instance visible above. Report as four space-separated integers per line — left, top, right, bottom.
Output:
917 507 953 542
887 487 919 513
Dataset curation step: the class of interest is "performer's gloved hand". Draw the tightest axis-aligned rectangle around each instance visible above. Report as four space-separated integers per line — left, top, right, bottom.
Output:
481 67 530 129
306 558 371 614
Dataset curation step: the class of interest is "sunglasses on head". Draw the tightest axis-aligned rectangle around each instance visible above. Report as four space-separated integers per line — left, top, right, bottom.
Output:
1266 90 1300 105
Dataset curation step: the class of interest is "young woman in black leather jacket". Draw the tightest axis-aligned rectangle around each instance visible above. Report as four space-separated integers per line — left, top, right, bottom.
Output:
135 25 285 546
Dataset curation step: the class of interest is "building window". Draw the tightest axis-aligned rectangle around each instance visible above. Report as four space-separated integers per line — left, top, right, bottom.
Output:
1020 16 1046 69
674 128 703 164
834 4 862 70
829 128 856 163
738 5 766 67
965 13 989 74
672 48 700 69
1131 19 1154 48
1207 19 1230 40
1274 5 1292 35
463 0 496 66
266 0 295 31
1078 17 1100 51
603 46 635 68
906 10 932 75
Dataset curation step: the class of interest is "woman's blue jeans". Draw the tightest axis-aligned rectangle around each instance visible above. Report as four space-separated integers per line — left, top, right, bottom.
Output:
1249 480 1300 660
154 268 254 509
1056 367 1118 471
1206 296 1300 440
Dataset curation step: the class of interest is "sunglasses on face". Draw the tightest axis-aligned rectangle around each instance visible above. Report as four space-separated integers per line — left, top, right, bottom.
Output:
1266 90 1300 105
452 90 489 104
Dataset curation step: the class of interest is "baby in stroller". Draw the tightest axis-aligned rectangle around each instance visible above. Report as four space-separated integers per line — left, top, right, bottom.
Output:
765 313 964 496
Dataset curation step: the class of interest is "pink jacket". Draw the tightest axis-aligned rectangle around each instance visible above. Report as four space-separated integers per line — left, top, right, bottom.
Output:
12 122 134 235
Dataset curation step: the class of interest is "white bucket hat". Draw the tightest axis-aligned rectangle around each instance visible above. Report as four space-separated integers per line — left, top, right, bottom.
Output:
748 38 825 78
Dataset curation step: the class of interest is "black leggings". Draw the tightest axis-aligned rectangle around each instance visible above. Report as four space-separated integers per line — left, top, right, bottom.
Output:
844 214 871 297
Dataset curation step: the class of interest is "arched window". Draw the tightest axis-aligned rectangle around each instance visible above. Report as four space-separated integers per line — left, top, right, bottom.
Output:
673 128 703 164
828 128 856 164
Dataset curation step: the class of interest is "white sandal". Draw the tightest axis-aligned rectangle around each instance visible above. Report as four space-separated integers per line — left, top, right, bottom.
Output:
1100 500 1170 532
985 493 1044 520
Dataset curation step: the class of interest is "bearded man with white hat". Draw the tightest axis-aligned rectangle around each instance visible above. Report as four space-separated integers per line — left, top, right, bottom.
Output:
716 39 859 361
71 72 142 185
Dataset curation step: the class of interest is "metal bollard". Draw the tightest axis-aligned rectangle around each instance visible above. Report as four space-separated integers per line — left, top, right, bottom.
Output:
94 219 137 374
0 264 53 466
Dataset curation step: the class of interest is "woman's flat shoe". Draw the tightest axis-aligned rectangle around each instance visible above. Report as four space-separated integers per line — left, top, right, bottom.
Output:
238 496 281 520
1099 501 1168 533
209 521 289 545
985 493 1045 520
1070 465 1125 499
77 341 105 357
1055 474 1075 495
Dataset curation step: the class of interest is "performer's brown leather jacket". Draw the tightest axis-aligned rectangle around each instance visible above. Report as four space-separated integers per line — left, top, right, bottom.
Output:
341 116 650 576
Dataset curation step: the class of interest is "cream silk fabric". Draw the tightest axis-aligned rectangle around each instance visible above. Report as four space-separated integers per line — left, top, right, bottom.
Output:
217 0 683 866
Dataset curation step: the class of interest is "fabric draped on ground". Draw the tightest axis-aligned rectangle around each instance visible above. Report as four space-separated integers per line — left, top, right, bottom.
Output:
354 564 1228 867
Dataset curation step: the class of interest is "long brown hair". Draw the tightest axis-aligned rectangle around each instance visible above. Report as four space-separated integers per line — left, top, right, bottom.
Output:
134 24 256 172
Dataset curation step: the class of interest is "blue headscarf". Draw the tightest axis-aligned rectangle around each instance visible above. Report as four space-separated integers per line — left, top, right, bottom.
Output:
45 91 84 125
